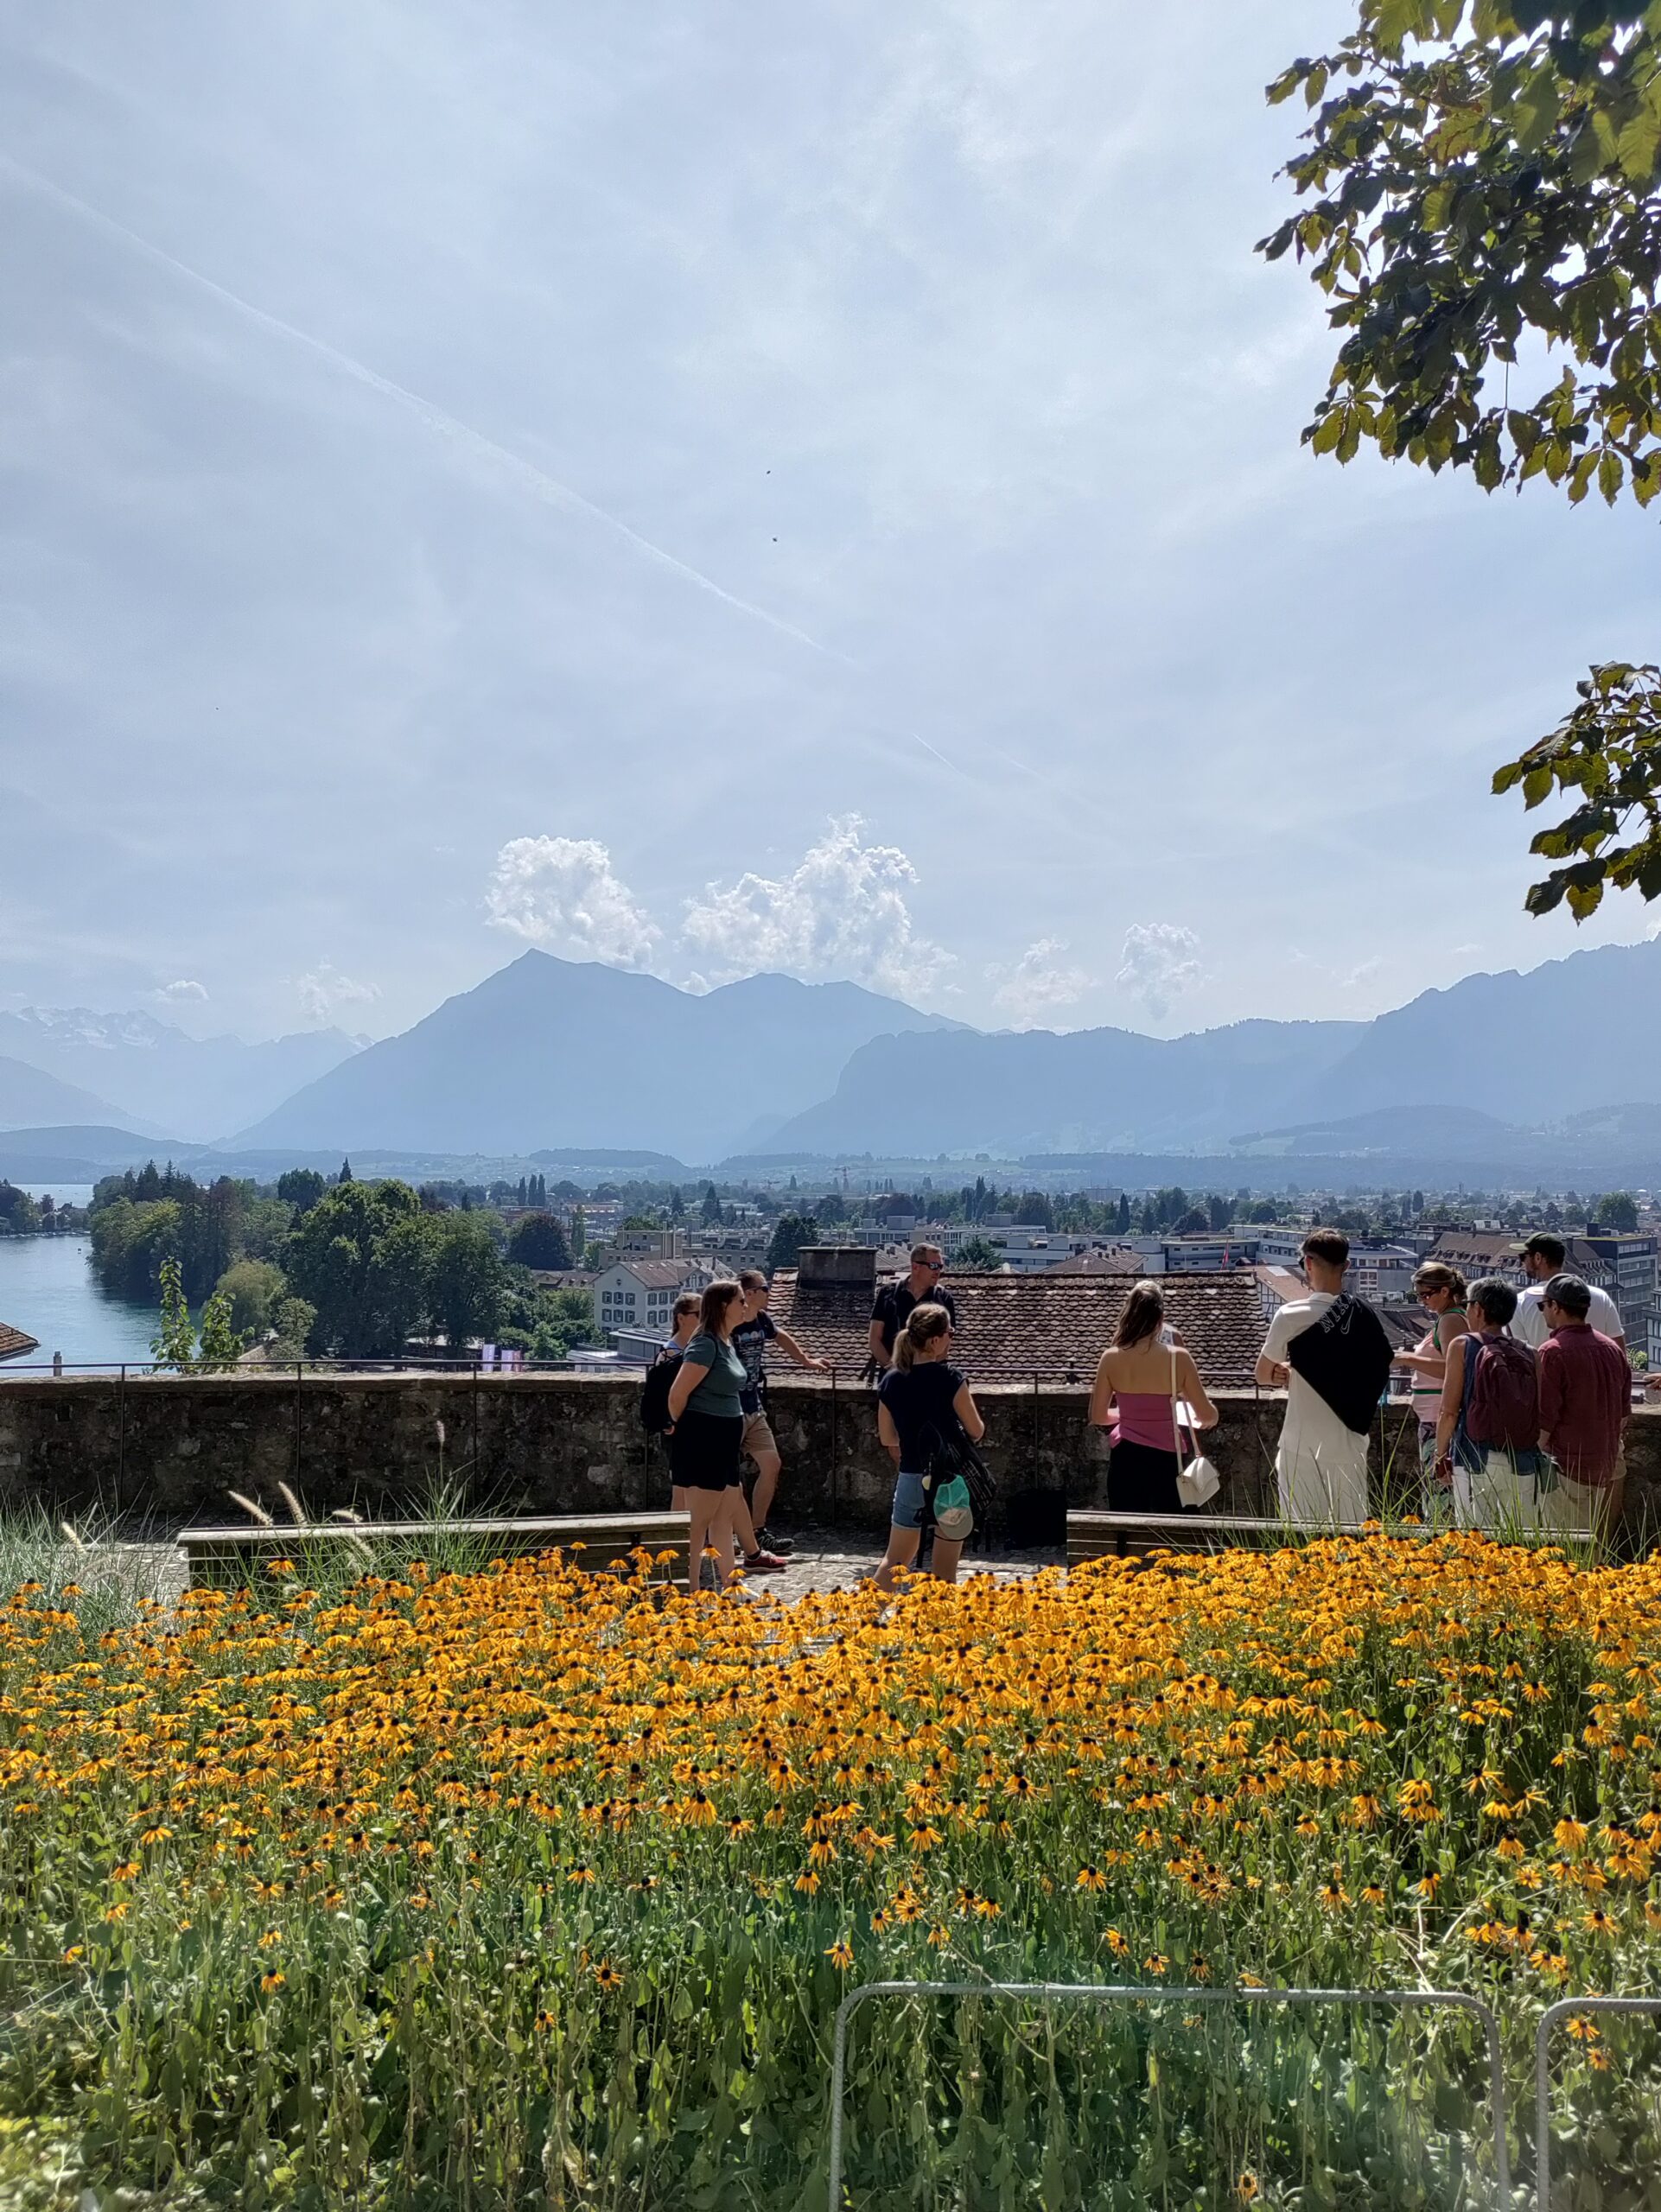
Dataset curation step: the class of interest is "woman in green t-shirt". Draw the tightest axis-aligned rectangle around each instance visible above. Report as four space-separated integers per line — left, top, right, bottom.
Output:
665 1280 748 1592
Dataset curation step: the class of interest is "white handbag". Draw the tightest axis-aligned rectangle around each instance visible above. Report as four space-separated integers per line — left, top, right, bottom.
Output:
1171 1349 1221 1508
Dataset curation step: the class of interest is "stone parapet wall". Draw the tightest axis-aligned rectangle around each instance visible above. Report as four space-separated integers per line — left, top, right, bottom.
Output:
1 1370 1658 1535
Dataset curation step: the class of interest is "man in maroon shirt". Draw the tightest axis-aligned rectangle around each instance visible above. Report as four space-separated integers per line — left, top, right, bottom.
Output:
1537 1274 1631 1545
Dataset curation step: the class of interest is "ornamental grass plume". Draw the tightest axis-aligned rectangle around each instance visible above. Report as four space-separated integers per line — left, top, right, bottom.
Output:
1 1532 1660 2205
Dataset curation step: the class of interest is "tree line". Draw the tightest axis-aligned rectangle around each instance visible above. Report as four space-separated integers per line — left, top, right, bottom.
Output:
86 1164 597 1362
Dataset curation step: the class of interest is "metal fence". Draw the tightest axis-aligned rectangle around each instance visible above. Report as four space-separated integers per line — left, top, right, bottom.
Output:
1534 1994 1661 2212
827 1980 1512 2211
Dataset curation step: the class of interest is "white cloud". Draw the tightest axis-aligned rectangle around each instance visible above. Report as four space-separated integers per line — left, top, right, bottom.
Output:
485 836 661 969
988 938 1091 1027
154 977 208 1002
680 816 951 998
296 961 380 1026
1115 922 1204 1018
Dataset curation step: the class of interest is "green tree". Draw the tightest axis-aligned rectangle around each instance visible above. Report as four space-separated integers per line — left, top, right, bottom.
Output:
0 1181 41 1236
284 1179 432 1357
1595 1189 1640 1231
766 1213 818 1270
700 1182 724 1227
277 1167 327 1216
214 1258 287 1339
955 1235 1003 1269
1115 1192 1132 1236
267 1296 318 1362
429 1213 506 1352
1262 3 1661 918
507 1212 573 1270
196 1287 249 1372
150 1255 196 1371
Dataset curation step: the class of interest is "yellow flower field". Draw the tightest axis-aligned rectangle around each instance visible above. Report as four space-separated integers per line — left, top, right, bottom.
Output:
2 1532 1659 2208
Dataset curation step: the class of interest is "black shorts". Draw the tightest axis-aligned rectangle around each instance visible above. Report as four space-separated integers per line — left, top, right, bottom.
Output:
670 1409 745 1491
1108 1440 1182 1515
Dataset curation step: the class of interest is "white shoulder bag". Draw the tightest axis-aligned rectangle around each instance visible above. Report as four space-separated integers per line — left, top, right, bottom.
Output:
1171 1348 1221 1508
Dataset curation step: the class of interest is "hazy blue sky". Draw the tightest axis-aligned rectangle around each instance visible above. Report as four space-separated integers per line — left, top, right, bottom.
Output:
3 1 1658 1045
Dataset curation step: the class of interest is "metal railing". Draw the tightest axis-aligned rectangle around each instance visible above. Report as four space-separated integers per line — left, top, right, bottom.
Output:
1534 1995 1661 2212
827 1980 1511 2211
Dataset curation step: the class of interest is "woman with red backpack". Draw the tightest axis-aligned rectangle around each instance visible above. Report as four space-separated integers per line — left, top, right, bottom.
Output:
1432 1277 1546 1530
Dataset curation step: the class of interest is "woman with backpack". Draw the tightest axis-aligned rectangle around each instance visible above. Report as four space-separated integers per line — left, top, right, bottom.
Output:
645 1291 786 1583
665 1280 781 1593
1432 1276 1545 1529
872 1303 984 1592
1089 1280 1219 1513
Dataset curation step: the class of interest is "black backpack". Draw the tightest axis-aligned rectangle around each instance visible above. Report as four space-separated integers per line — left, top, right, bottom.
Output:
640 1349 682 1435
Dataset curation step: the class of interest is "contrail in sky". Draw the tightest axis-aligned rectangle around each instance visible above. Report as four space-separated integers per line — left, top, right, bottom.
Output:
0 150 834 657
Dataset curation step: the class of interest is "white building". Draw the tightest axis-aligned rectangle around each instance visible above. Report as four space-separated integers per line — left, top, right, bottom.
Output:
593 1258 710 1344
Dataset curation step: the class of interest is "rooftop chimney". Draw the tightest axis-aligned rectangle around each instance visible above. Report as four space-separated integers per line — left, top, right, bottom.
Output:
797 1244 878 1293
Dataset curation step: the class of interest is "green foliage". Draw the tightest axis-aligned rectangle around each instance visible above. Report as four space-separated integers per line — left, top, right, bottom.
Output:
506 1211 572 1270
149 1255 196 1372
1492 662 1661 916
150 1253 250 1371
765 1212 818 1269
428 1211 506 1351
0 1180 41 1235
275 1166 327 1215
88 1170 290 1301
700 1180 724 1226
954 1234 1003 1268
283 1179 432 1357
1594 1187 1641 1230
214 1257 288 1338
1263 3 1661 916
266 1295 318 1363
195 1287 249 1372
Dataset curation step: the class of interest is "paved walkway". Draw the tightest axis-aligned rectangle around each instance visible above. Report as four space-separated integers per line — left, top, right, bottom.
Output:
721 1529 1064 1602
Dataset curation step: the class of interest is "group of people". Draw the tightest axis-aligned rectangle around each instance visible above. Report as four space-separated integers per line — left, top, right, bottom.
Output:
1396 1232 1632 1539
644 1269 826 1591
647 1227 1638 1594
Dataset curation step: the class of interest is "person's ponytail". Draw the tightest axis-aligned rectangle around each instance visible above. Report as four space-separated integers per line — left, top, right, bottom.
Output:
894 1300 951 1371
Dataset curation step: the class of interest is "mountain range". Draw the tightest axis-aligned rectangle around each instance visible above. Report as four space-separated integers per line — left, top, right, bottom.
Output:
3 936 1660 1183
0 1010 360 1142
765 936 1661 1161
235 954 959 1163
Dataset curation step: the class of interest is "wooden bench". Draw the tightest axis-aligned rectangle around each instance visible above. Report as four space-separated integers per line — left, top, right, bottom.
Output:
1068 1509 1594 1563
176 1510 690 1591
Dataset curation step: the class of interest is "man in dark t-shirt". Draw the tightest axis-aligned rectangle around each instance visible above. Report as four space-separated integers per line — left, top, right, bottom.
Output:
730 1267 827 1551
869 1243 958 1374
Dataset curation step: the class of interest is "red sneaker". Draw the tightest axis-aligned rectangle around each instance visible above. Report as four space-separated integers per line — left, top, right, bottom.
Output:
741 1548 789 1574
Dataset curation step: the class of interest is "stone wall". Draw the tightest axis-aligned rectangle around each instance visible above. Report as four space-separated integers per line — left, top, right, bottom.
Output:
3 1370 1658 1536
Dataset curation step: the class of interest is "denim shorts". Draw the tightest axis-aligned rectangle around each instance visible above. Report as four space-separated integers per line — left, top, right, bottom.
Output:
891 1471 929 1529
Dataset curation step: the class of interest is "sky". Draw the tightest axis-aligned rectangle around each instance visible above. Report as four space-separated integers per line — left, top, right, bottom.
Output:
3 0 1659 1047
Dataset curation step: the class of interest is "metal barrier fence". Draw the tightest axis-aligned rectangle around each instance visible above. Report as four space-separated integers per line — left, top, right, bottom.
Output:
827 1980 1512 2211
1534 1994 1661 2212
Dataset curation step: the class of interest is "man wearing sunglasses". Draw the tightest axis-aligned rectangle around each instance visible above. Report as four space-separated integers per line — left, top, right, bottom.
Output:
869 1243 958 1375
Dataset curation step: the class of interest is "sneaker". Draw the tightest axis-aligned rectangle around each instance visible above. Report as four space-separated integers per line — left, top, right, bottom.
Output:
741 1548 789 1574
754 1529 795 1554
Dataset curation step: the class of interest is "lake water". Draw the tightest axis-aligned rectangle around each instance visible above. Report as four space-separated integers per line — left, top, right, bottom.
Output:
0 1235 160 1368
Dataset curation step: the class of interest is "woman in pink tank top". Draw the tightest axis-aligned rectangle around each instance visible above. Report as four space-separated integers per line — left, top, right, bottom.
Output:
1088 1281 1219 1513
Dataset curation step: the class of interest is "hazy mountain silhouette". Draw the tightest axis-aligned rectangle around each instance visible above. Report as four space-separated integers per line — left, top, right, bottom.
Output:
0 1055 150 1136
768 937 1661 1162
237 952 958 1161
0 1009 360 1141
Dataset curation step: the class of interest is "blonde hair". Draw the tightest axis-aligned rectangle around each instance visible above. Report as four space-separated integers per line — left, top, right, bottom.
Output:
1413 1262 1467 1304
894 1300 951 1370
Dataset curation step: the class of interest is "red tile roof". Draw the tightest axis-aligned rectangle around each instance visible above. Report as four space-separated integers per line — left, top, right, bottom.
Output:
0 1320 40 1363
767 1268 1270 1385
